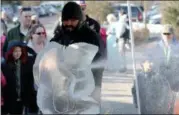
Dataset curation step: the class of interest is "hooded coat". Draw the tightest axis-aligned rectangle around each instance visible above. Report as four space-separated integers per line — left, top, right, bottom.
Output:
1 40 38 114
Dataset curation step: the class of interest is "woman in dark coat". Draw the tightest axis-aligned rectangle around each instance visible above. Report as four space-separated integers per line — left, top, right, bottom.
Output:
1 40 38 114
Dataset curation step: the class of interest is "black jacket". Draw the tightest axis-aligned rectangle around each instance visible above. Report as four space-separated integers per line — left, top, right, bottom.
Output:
51 23 105 63
51 23 105 87
3 24 27 55
85 15 100 34
1 60 36 112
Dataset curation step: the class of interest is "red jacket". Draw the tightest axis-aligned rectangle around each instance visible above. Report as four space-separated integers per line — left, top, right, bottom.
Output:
100 28 107 48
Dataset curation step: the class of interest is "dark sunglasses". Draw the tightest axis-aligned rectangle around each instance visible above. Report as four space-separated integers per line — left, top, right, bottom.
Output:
25 15 31 18
35 32 45 35
163 33 171 35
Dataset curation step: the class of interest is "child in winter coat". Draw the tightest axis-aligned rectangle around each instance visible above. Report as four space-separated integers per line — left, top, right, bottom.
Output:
1 40 38 114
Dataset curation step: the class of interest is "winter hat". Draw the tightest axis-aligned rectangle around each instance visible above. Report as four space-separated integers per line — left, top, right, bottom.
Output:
62 2 83 21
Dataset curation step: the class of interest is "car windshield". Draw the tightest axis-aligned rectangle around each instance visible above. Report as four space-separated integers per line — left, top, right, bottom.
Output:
149 18 161 24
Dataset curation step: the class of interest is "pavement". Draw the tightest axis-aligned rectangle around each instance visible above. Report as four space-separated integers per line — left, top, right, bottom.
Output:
7 15 157 114
101 70 138 114
101 48 147 114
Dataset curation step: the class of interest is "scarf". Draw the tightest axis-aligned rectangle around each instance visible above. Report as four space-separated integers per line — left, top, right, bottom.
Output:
14 59 21 100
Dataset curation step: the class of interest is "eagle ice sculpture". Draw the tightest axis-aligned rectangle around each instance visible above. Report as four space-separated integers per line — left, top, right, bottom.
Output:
33 42 100 114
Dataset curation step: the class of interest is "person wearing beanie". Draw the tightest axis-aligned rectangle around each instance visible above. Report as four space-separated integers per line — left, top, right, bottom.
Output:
1 40 38 114
41 1 105 114
75 0 101 33
51 2 105 63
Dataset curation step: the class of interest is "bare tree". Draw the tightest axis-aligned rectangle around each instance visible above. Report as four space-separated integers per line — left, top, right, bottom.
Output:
21 1 41 6
85 1 113 24
161 1 179 39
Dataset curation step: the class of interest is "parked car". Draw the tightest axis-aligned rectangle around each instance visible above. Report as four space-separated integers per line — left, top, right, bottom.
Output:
51 4 63 12
31 6 48 17
148 14 162 24
40 5 56 16
112 3 144 22
146 4 160 22
40 4 59 15
40 1 64 11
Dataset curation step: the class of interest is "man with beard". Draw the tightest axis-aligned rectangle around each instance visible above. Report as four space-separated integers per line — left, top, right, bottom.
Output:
75 0 100 34
3 7 32 55
32 2 104 114
50 2 105 112
51 1 105 83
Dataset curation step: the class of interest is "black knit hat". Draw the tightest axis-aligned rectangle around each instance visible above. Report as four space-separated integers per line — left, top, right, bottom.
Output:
62 2 83 21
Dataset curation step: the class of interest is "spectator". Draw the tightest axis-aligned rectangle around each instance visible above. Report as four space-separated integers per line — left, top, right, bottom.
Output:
27 24 48 54
75 0 101 33
142 24 179 70
106 13 121 71
115 10 129 72
3 7 33 54
1 40 38 114
26 24 48 94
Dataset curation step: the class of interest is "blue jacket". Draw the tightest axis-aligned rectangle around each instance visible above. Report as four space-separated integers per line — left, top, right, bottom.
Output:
144 38 179 66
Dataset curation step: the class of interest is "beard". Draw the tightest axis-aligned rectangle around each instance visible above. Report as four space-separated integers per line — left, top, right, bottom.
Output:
62 22 81 35
62 25 77 35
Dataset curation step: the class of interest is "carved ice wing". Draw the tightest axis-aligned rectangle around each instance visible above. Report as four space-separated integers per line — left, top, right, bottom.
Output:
63 43 98 68
36 47 60 114
33 42 64 88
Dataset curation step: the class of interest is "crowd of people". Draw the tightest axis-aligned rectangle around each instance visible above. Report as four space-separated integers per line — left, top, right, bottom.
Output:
1 1 105 114
1 6 47 114
1 0 179 114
